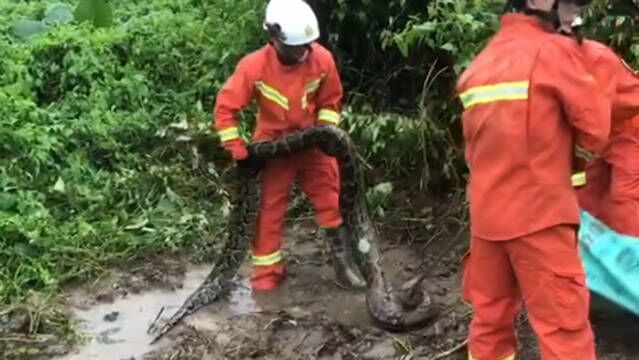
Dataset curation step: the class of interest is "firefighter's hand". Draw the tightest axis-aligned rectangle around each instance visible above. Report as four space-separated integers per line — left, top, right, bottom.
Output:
221 139 248 161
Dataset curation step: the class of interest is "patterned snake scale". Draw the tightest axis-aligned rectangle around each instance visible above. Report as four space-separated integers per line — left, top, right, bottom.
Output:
149 125 436 344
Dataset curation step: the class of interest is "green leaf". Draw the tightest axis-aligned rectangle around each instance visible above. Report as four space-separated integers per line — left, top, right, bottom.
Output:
12 19 47 40
74 0 114 28
0 193 17 212
441 42 456 53
44 3 75 25
52 177 66 193
372 181 393 196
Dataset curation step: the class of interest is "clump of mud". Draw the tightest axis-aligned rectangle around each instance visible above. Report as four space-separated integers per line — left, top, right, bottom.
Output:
147 309 472 360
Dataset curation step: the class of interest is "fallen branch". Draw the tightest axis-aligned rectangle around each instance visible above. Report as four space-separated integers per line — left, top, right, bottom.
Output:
428 339 468 360
147 306 165 334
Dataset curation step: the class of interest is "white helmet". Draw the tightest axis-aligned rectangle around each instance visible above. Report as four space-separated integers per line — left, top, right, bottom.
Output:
263 0 320 46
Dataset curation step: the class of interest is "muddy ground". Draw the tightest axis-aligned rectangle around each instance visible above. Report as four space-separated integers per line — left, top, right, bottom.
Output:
3 196 639 360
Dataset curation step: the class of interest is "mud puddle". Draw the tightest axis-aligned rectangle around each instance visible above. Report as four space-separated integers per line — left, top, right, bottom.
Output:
56 264 213 360
57 265 371 360
48 216 639 360
54 225 438 360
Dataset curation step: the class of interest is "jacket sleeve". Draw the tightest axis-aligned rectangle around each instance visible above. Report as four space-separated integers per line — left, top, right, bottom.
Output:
532 38 611 153
590 51 619 106
613 57 639 121
212 57 255 160
315 51 344 126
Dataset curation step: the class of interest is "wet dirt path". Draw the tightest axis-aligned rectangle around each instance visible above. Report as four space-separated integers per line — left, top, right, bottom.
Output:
54 224 463 360
42 222 639 360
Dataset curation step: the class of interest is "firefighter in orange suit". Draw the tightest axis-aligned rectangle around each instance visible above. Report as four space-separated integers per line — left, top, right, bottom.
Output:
456 0 611 358
213 0 366 292
557 3 639 237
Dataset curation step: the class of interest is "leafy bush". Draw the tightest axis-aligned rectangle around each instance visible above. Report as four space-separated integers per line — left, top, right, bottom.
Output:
0 0 264 308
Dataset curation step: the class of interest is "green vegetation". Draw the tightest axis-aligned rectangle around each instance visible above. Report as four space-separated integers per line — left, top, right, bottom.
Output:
1 0 638 344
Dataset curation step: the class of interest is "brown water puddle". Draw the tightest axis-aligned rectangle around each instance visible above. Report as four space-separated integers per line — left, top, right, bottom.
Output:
55 236 395 360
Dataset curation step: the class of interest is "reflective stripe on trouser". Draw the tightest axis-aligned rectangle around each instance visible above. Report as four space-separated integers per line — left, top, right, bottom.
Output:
468 353 515 360
462 225 596 360
252 149 342 264
251 250 282 266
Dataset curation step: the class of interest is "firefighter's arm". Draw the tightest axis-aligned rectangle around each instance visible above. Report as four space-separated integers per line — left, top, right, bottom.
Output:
315 51 343 126
213 58 255 160
590 51 619 105
614 57 639 120
573 51 618 169
533 38 611 153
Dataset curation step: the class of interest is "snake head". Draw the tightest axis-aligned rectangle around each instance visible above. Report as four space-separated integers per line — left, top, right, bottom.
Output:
365 280 436 332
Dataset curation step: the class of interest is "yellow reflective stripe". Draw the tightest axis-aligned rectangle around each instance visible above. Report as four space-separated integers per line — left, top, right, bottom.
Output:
305 77 322 93
460 81 529 109
302 76 324 109
255 81 289 110
218 127 239 142
575 145 595 161
318 109 340 124
252 251 282 266
469 352 515 360
572 171 586 187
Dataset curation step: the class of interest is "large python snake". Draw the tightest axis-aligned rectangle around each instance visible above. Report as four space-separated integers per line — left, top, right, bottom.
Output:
148 125 436 344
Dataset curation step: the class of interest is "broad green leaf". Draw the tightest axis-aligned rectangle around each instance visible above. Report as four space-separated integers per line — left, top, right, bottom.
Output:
441 42 456 52
44 3 75 25
12 19 47 40
372 181 393 196
0 193 17 212
52 177 66 193
74 0 114 28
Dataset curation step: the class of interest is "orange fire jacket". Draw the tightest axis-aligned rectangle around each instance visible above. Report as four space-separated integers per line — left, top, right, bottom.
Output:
213 43 343 160
456 14 611 240
570 40 639 176
581 39 639 137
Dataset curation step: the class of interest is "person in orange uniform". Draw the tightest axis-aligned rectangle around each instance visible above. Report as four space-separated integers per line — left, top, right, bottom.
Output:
557 2 639 237
455 0 611 358
212 0 366 292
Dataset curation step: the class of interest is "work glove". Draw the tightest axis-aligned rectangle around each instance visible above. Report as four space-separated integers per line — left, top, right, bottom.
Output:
223 139 249 161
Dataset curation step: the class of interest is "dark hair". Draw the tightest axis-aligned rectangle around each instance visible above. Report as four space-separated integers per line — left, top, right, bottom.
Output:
505 0 592 12
504 0 527 11
264 22 287 42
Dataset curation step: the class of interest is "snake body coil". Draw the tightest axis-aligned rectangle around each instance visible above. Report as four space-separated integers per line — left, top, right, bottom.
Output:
149 125 435 344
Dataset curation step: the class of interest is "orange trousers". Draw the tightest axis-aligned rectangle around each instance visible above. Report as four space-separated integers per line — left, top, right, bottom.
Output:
578 133 639 236
462 225 596 360
250 149 342 289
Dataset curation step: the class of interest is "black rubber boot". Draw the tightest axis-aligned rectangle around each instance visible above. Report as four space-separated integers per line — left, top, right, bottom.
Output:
325 225 367 289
